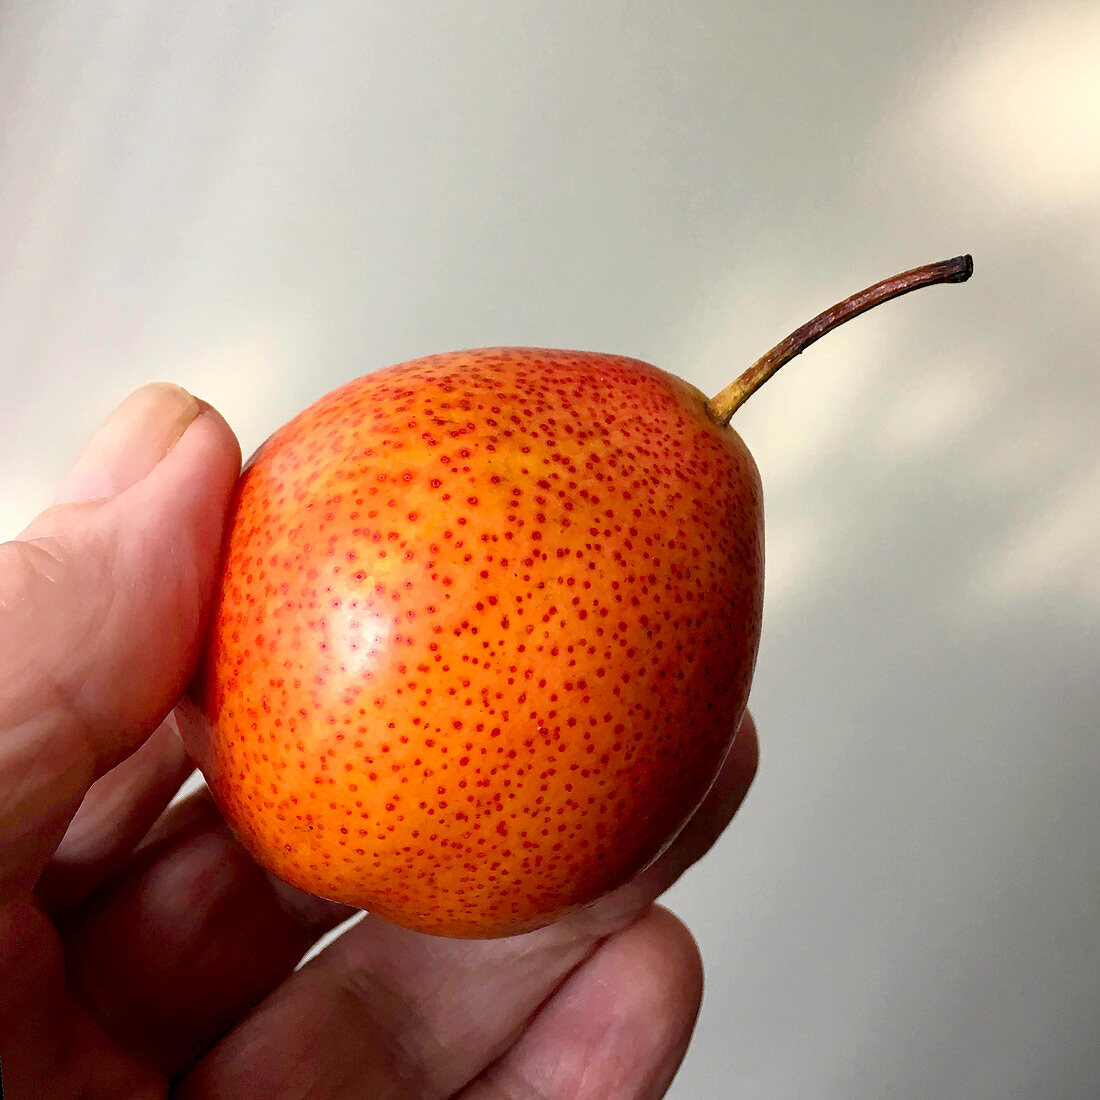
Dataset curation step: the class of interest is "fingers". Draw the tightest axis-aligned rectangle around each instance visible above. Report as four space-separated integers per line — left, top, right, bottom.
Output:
457 906 703 1100
0 384 240 900
0 899 165 1099
35 714 195 916
61 789 354 1078
176 712 757 1098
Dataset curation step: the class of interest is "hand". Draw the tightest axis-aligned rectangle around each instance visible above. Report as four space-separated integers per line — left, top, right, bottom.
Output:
0 383 758 1099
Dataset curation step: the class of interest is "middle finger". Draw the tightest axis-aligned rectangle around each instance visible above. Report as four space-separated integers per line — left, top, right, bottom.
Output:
59 787 354 1078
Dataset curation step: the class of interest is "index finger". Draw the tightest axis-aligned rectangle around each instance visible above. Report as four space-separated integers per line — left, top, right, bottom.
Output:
0 385 239 900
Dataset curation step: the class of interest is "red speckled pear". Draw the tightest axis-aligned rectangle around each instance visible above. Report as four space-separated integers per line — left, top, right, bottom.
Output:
184 348 763 936
181 257 972 937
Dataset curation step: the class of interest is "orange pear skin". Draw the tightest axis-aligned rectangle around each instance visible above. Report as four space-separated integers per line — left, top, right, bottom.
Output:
183 348 763 937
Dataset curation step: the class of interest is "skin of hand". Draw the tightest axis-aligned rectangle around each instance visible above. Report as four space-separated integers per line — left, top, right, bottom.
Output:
0 383 759 1099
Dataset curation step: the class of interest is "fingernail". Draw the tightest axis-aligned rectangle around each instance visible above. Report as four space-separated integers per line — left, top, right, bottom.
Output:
56 383 203 504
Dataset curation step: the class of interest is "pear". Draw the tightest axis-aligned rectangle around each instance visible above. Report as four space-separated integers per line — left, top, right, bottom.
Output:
180 256 973 937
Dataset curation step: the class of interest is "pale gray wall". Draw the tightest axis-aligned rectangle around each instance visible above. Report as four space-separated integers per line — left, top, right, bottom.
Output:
2 2 1098 1096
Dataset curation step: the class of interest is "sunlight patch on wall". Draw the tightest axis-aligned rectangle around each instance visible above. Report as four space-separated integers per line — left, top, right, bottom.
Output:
0 472 52 541
872 359 987 460
172 329 302 458
978 457 1100 606
757 503 838 617
922 3 1100 214
745 340 880 496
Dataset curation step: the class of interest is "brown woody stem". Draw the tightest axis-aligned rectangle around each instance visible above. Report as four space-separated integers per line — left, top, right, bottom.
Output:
705 254 974 426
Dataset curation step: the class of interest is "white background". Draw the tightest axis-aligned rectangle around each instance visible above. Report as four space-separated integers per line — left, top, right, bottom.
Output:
2 2 1098 1096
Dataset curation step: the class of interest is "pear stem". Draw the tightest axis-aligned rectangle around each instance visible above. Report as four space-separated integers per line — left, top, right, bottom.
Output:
705 254 974 427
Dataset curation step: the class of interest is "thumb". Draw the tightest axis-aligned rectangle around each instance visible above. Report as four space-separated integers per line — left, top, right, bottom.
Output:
0 383 240 900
